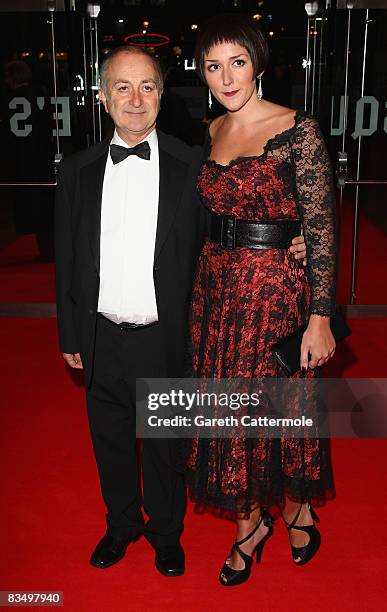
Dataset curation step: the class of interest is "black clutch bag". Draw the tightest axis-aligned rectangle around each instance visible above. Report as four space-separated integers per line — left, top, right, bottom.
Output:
271 311 352 376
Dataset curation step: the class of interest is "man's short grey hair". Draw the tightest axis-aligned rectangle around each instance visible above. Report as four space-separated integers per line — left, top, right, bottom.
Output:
99 46 164 93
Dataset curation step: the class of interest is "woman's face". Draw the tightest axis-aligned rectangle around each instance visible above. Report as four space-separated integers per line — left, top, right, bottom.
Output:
203 41 257 112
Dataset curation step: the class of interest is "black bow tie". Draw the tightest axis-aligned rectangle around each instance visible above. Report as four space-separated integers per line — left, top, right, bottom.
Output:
110 141 151 164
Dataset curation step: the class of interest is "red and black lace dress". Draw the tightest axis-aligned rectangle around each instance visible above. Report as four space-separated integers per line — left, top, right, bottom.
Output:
184 110 337 515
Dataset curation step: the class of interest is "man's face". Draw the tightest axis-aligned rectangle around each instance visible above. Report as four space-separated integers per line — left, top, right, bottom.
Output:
99 51 161 144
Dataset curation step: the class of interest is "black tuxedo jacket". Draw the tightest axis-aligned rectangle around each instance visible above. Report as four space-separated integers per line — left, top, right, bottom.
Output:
55 130 208 387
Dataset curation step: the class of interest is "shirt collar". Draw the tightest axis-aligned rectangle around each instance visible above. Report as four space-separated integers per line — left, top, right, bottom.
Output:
111 128 157 153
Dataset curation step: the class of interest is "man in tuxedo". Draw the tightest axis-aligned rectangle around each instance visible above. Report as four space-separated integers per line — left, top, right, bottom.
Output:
55 46 307 576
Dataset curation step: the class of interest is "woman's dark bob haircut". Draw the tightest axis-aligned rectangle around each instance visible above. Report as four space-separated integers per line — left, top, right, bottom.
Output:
195 13 269 83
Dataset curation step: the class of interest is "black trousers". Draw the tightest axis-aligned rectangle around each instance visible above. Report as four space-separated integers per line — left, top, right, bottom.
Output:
86 314 186 548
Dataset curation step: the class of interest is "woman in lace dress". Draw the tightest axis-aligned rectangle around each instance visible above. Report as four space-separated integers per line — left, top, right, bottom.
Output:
184 14 337 586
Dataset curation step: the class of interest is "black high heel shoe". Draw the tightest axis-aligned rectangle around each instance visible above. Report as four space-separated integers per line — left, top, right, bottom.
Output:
283 501 321 566
219 510 274 587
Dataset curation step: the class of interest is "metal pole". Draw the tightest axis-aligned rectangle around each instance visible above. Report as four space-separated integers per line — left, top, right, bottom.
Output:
89 18 96 144
49 10 60 156
94 16 102 142
82 15 88 93
346 179 387 185
82 15 90 148
304 18 311 111
0 182 57 187
341 8 351 154
350 9 370 304
338 8 352 267
316 16 325 117
311 17 318 115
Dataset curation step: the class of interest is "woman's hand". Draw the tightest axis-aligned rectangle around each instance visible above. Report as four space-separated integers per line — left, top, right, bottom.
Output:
300 315 336 371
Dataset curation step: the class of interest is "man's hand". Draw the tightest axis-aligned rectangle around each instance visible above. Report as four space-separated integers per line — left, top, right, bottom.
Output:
63 352 83 369
289 234 307 266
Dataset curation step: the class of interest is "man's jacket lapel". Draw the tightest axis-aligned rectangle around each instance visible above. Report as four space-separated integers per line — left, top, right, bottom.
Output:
154 130 189 262
80 140 109 273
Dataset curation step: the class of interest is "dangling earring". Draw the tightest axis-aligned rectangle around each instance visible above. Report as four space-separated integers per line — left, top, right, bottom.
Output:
208 89 212 109
257 76 263 100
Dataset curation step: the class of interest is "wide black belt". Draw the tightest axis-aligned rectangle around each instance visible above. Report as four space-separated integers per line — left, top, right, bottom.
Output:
210 215 302 250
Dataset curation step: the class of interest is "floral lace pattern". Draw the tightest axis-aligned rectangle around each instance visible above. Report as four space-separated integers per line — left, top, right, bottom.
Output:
183 111 337 515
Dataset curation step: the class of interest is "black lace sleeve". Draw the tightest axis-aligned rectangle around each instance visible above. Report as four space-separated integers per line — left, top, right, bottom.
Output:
291 114 338 317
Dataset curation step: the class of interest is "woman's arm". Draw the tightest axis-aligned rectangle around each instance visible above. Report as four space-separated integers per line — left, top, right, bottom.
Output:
291 115 338 370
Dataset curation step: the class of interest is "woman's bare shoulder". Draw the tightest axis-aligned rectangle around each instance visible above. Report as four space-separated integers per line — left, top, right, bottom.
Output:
263 101 298 123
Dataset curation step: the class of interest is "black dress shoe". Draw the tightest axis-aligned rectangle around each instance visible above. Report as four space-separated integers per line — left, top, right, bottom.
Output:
90 534 133 568
154 543 185 577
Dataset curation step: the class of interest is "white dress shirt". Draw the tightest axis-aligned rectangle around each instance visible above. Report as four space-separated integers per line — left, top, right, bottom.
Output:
97 128 159 325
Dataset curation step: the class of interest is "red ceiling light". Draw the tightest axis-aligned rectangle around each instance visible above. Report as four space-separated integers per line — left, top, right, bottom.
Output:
124 33 170 47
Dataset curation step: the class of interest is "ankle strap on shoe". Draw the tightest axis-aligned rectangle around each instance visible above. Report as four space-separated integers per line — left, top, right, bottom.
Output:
285 502 320 531
285 504 303 531
235 510 273 547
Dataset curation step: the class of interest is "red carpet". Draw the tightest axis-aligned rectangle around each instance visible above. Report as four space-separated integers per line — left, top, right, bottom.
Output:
0 235 55 303
1 204 386 609
1 318 387 611
337 201 387 304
